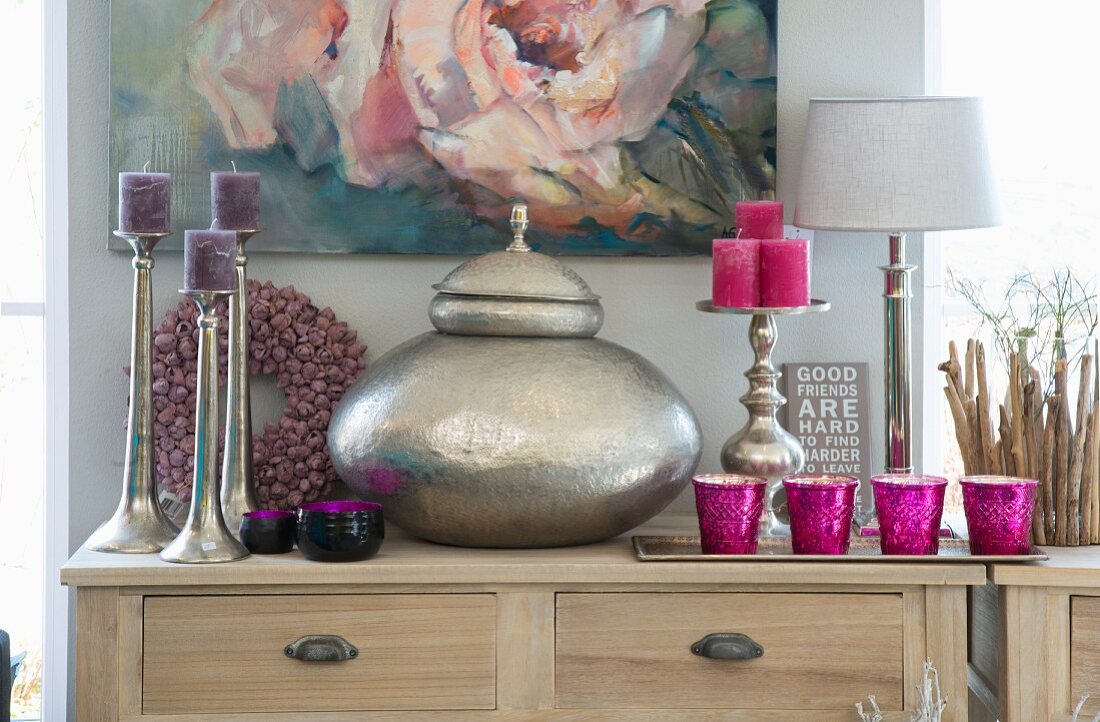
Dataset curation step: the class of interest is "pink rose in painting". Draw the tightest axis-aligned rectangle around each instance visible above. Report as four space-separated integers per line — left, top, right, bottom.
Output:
190 0 710 231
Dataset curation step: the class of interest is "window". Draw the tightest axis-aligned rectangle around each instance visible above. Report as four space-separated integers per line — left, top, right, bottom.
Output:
931 2 1100 486
0 0 45 719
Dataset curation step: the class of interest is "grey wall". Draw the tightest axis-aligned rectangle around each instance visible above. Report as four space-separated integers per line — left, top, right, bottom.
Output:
66 0 926 708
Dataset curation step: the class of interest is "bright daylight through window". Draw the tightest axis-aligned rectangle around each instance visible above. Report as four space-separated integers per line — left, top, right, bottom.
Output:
0 0 45 720
935 1 1100 508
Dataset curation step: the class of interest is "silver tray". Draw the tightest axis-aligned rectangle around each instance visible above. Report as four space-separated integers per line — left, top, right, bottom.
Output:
632 535 1048 563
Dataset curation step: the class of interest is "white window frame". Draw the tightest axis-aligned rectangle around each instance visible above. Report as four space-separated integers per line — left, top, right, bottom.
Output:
43 0 70 718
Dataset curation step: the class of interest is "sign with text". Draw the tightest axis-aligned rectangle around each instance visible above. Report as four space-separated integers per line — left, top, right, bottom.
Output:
784 362 873 518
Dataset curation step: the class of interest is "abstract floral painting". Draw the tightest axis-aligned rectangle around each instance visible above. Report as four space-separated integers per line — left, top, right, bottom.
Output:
109 0 776 254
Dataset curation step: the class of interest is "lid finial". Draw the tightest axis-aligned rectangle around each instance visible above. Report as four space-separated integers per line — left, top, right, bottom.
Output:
507 202 531 253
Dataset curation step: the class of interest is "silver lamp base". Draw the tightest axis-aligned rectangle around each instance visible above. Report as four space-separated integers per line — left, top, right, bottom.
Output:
882 232 915 475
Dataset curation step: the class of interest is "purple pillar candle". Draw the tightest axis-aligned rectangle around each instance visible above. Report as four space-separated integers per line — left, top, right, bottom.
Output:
184 230 238 292
761 238 811 307
211 171 261 231
712 238 761 307
735 200 783 240
119 172 171 233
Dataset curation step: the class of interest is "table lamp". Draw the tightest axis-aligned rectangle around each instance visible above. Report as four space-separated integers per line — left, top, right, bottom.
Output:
794 96 999 474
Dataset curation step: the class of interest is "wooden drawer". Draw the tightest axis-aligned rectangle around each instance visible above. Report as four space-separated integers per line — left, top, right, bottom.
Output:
142 594 496 715
1072 596 1100 716
556 592 904 710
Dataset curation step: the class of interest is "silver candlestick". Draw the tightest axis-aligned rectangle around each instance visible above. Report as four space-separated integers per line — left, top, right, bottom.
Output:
220 228 261 536
698 299 831 536
161 289 250 564
86 231 180 553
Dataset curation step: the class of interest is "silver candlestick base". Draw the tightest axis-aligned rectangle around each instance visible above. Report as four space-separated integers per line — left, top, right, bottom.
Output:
220 228 261 536
697 299 831 537
87 231 180 553
161 289 249 564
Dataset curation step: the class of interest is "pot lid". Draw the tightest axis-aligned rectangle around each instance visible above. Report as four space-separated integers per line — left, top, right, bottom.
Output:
431 203 601 302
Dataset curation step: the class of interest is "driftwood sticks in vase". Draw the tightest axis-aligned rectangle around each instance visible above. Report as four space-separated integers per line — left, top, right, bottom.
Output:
941 340 1099 546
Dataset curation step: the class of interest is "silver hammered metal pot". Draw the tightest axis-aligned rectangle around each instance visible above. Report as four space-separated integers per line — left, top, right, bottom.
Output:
328 204 702 548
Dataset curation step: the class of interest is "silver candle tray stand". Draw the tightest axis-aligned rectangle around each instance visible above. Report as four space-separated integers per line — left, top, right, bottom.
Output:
698 298 830 537
632 536 1048 563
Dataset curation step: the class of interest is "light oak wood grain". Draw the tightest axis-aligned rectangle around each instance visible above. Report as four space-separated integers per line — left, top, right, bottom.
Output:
497 592 555 709
66 512 988 721
556 592 905 711
120 710 920 722
992 545 1100 587
141 594 496 715
76 587 119 722
121 581 927 596
1071 596 1100 716
926 585 968 722
1000 585 1070 722
117 595 143 717
902 589 927 710
61 513 985 589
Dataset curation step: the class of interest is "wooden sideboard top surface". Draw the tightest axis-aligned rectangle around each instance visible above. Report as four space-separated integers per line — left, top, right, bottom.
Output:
62 512 987 588
989 544 1100 587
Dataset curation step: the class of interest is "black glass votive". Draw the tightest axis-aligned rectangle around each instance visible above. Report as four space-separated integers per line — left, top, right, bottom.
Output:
296 501 384 562
239 510 296 554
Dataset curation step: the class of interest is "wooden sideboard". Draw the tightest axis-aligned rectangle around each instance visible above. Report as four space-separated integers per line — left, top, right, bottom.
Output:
971 547 1100 722
62 513 985 721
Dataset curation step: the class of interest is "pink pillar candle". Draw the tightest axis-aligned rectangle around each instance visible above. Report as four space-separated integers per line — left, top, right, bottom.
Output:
184 230 238 292
211 171 261 230
735 200 783 239
712 239 761 307
119 172 171 233
760 239 810 307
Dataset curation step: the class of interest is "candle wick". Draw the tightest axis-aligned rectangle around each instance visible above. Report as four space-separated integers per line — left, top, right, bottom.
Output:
143 161 150 172
231 160 238 173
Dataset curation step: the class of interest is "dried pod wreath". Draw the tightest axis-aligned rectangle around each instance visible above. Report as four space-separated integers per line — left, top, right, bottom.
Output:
129 279 367 509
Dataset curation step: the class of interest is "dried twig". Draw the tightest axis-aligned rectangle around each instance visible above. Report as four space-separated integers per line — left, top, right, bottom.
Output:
977 343 995 476
1070 695 1100 722
855 695 884 722
965 339 976 401
1069 355 1094 545
1042 396 1060 542
999 405 1015 477
966 399 983 475
1056 360 1072 545
945 385 973 476
1083 409 1096 545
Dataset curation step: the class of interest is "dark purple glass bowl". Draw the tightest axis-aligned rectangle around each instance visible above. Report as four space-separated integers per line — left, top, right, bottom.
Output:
240 510 296 554
296 501 384 562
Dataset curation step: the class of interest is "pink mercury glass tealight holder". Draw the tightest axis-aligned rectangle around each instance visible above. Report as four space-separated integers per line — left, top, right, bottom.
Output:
783 474 859 555
960 476 1038 555
693 474 767 554
870 474 948 555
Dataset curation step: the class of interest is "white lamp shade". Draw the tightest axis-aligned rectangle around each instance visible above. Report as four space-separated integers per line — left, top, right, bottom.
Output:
793 97 1000 232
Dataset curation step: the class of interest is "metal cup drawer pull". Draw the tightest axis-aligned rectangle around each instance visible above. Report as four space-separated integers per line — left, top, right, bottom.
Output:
690 633 764 660
284 635 359 662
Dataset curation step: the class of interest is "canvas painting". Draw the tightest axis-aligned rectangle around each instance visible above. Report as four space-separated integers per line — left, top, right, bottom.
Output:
108 0 777 254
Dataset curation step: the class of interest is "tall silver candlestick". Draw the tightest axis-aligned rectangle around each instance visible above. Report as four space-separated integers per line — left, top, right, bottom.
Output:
86 231 180 553
161 289 250 564
220 229 261 536
697 299 830 536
